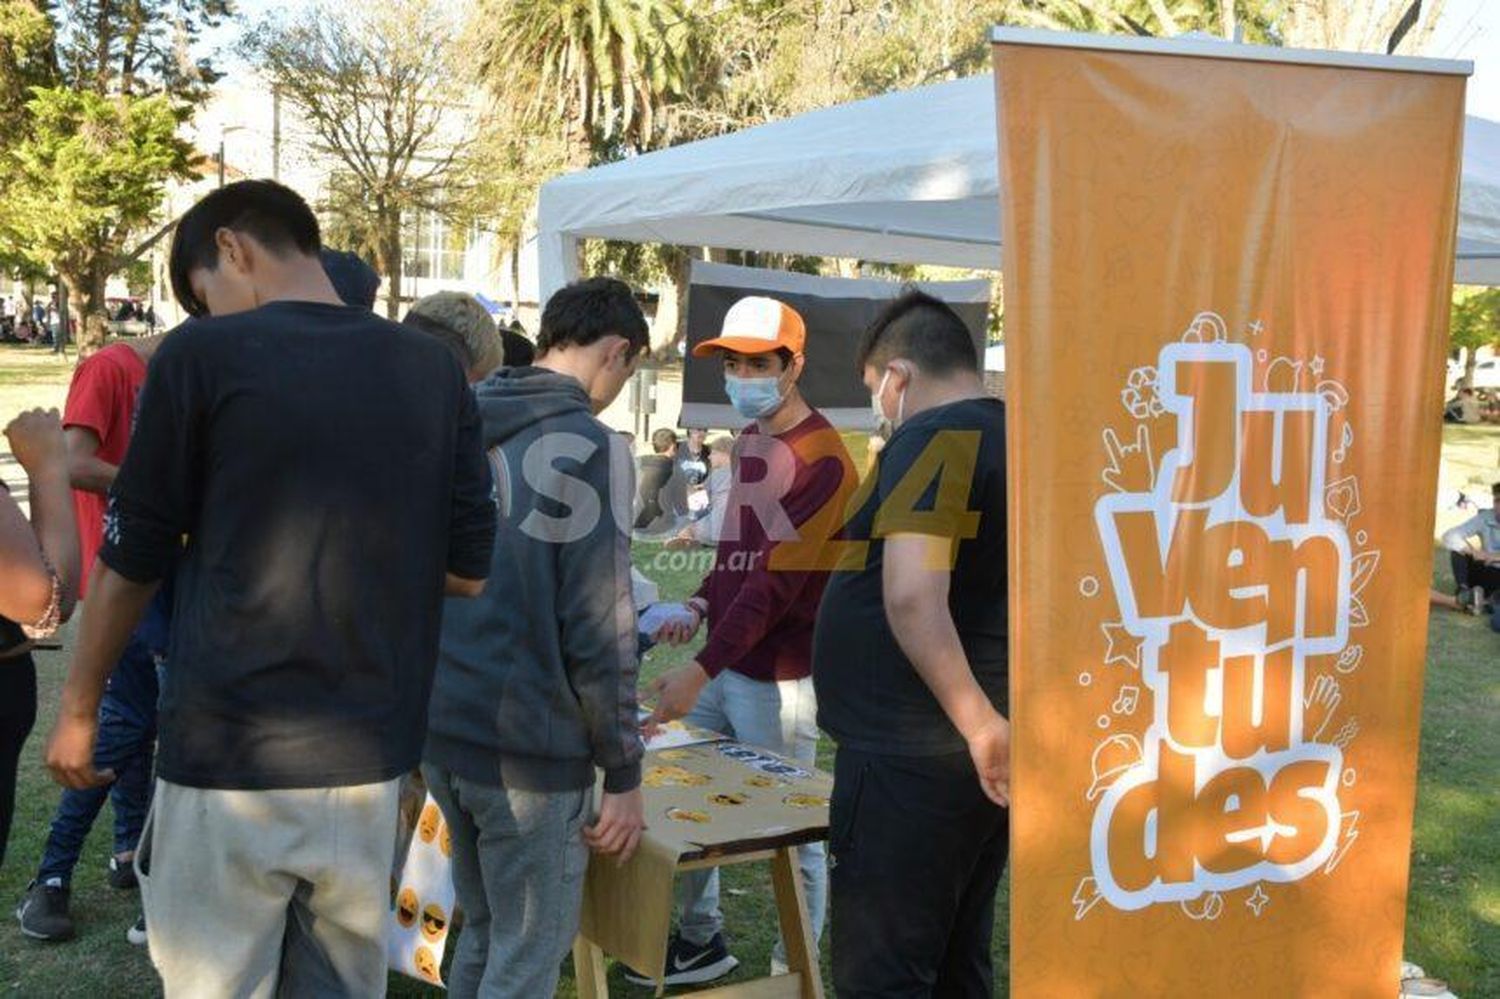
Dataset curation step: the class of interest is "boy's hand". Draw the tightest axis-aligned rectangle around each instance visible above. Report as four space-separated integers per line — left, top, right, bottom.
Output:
4 408 67 473
646 662 709 724
964 711 1011 809
45 708 114 790
585 788 645 865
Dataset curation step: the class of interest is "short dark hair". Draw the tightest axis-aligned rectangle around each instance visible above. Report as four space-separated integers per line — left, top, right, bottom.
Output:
1492 481 1500 494
536 277 649 357
857 288 978 376
500 327 535 367
169 179 322 316
651 428 677 453
321 249 380 310
720 347 793 369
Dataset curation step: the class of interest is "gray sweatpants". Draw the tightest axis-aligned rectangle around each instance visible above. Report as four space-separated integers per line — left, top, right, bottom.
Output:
420 763 592 999
137 776 402 998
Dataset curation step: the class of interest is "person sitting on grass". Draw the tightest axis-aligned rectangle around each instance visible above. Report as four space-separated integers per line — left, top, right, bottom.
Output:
1442 480 1500 620
669 435 734 548
635 427 685 532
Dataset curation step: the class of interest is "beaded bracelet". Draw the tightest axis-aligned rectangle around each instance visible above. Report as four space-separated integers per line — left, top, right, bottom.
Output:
20 553 63 640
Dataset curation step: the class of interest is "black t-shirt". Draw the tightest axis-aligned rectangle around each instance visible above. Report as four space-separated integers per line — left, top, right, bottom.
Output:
101 301 495 790
813 396 1007 756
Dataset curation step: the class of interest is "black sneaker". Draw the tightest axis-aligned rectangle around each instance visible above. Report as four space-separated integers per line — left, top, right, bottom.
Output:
108 855 138 890
15 880 75 942
623 932 739 987
126 914 147 946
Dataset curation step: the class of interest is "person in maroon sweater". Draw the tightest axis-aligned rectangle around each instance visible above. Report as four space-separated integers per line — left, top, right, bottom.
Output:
641 296 855 986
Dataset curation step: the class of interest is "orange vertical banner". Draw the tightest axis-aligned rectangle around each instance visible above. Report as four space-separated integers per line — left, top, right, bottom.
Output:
995 31 1468 997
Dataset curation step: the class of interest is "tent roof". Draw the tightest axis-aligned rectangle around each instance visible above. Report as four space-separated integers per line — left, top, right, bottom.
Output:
538 71 1500 295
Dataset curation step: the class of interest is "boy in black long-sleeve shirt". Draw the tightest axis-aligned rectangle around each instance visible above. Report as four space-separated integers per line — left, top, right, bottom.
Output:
43 180 494 996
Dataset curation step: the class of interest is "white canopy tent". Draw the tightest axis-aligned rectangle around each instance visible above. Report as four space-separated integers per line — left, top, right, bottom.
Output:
537 37 1500 301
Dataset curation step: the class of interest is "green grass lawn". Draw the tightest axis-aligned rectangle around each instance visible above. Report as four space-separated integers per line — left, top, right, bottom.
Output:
0 352 1493 996
0 345 73 402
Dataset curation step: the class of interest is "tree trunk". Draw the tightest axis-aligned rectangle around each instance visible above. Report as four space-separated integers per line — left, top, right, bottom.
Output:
654 247 700 360
1464 347 1478 389
59 267 109 356
510 233 523 315
379 210 403 320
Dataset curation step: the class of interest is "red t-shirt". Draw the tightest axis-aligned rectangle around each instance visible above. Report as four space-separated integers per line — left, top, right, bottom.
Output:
63 342 147 596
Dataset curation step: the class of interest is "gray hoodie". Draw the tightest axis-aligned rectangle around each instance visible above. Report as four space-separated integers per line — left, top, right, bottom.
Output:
423 366 644 793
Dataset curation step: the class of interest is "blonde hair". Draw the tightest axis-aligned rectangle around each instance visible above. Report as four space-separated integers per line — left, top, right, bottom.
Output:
403 292 502 377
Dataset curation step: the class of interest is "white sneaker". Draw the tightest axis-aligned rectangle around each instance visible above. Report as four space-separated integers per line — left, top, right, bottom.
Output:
126 914 147 946
770 956 790 977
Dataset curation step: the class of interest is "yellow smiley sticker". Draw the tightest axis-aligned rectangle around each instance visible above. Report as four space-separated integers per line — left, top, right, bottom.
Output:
417 802 441 844
420 902 449 943
395 887 418 929
666 807 712 824
413 944 440 982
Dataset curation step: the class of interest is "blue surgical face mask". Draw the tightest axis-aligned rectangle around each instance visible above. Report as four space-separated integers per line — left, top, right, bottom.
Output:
724 373 785 420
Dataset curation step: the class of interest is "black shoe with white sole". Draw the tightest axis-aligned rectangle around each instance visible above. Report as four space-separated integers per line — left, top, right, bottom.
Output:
623 932 739 987
16 880 75 942
108 855 138 890
127 914 147 946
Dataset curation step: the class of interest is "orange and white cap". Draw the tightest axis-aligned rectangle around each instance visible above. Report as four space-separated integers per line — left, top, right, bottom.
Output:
692 295 806 358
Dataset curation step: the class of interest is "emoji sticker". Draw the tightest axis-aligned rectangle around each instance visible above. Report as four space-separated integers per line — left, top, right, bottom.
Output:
418 803 441 843
413 944 440 982
420 902 449 943
439 823 451 858
783 793 830 809
643 765 713 788
666 807 712 824
395 887 419 929
708 792 749 806
744 775 785 789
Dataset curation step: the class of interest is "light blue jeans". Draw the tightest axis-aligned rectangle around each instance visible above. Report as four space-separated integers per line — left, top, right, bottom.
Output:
678 670 826 962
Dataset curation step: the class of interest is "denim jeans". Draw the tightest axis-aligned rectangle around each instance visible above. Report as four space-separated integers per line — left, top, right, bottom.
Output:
36 633 159 885
420 763 591 999
677 670 826 961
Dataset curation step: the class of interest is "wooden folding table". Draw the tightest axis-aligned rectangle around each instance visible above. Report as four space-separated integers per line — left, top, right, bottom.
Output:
571 741 831 999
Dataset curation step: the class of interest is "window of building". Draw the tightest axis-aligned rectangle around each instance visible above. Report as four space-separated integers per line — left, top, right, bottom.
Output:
402 211 473 282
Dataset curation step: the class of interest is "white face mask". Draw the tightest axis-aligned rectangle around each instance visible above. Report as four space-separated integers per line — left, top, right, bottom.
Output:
871 368 908 427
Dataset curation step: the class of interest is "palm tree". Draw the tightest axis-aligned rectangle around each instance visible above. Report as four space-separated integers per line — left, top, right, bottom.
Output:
475 0 708 165
1012 0 1288 41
